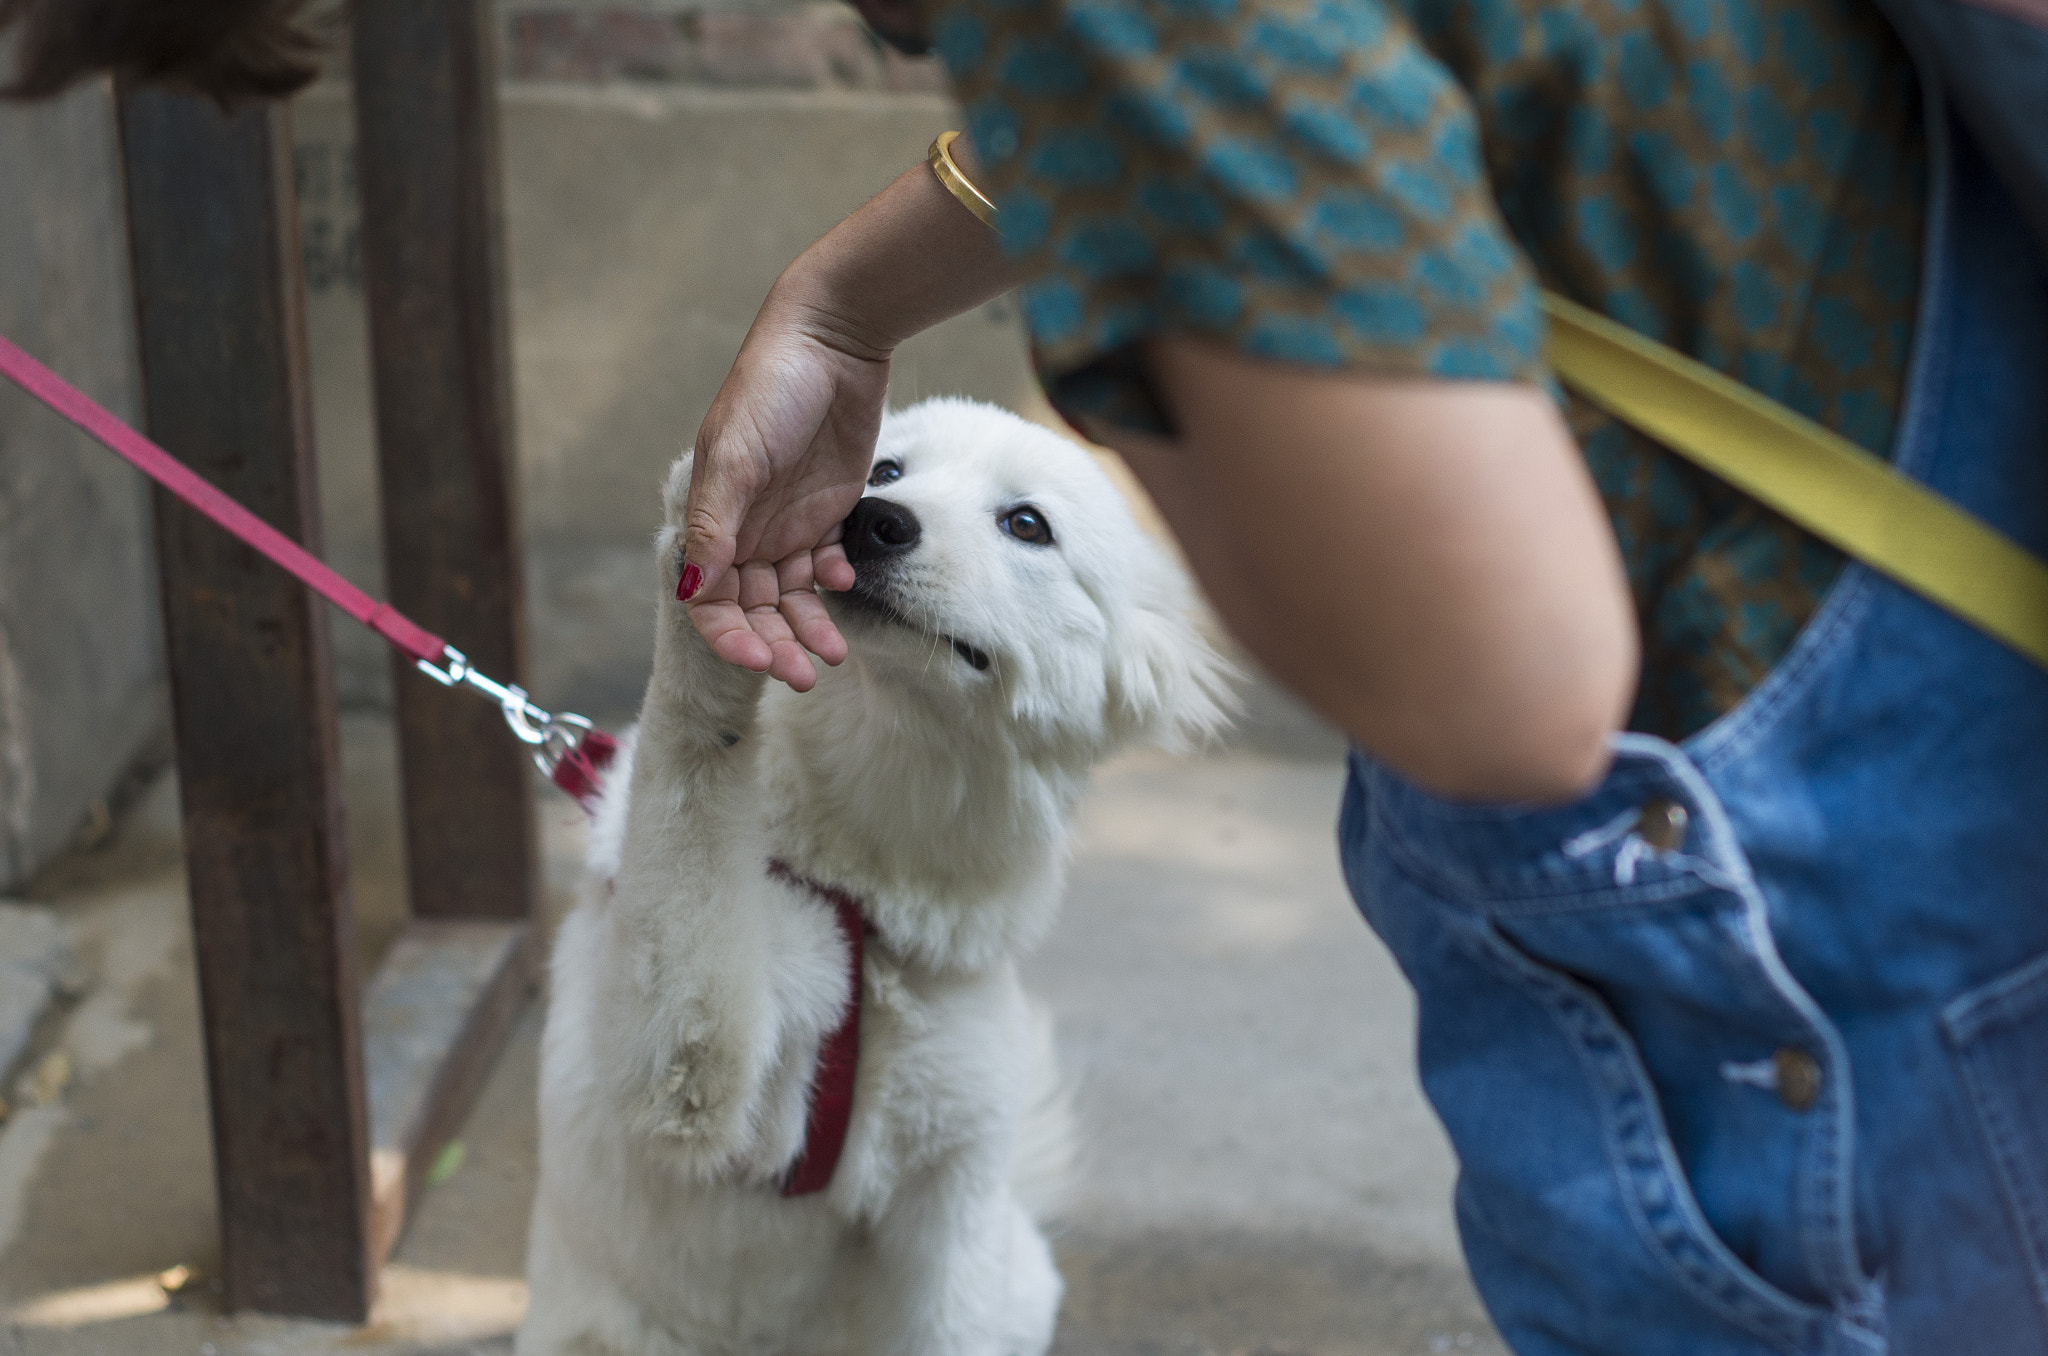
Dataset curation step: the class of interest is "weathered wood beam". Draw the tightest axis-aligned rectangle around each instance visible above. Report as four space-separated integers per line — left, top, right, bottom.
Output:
352 0 538 923
117 88 373 1321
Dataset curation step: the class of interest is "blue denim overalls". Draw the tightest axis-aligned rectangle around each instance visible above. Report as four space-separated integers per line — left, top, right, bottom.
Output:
1337 94 2048 1355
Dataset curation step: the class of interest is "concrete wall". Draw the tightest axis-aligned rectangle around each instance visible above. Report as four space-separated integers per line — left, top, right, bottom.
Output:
294 82 1037 720
0 78 167 892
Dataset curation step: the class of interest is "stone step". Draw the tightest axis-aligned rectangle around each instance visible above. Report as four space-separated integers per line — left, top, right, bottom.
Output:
0 902 78 1094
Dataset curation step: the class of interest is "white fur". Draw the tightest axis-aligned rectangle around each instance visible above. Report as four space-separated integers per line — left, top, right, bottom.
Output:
520 399 1234 1356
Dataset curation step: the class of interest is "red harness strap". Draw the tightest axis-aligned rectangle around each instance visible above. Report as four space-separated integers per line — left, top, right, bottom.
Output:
768 860 867 1197
551 728 619 808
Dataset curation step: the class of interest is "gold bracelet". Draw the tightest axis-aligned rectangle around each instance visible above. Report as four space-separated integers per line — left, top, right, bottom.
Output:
928 130 999 229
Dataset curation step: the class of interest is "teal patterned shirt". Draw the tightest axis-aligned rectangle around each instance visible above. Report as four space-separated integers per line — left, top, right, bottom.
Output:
904 0 1926 738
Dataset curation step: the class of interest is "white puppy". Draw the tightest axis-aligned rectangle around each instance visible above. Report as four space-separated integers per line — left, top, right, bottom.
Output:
519 398 1233 1356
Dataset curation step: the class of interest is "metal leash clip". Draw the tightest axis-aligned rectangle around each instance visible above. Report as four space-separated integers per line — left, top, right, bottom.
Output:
416 645 597 779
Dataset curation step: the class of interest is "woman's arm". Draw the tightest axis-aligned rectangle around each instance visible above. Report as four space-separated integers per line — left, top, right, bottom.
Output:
687 151 1637 800
0 0 323 101
1098 344 1637 803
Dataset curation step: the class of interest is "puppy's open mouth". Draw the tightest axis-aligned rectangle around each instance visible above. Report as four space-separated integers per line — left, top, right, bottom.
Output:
836 587 992 672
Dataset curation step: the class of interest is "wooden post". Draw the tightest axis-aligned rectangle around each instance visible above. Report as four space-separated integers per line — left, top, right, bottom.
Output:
349 0 540 1271
119 5 537 1313
352 0 538 924
118 89 374 1322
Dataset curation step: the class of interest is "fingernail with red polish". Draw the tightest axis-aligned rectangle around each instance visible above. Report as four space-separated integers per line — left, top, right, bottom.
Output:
678 563 703 601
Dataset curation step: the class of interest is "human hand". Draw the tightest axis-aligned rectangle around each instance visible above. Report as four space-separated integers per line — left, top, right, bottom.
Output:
677 153 1023 690
679 289 888 691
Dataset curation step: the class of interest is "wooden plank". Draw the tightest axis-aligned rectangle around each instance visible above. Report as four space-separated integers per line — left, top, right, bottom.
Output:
351 0 538 923
361 919 533 1267
116 89 373 1321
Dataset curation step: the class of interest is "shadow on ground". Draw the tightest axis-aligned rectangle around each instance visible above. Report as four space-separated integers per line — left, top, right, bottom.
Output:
1054 1230 1497 1356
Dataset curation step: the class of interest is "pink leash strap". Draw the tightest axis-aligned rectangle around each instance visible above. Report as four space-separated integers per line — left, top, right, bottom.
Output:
0 334 446 664
1 332 617 809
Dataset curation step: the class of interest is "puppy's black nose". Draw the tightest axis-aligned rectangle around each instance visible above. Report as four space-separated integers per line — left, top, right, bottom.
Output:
842 497 922 564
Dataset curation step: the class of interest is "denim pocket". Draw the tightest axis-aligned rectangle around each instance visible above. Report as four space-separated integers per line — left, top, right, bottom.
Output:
1465 915 1836 1355
1942 948 2048 1321
1347 748 1880 1352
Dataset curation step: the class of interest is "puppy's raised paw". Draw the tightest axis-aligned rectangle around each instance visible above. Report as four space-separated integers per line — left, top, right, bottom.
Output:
646 1031 751 1150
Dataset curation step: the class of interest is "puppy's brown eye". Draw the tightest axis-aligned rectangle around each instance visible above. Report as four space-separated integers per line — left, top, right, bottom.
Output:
1000 506 1054 546
868 460 903 487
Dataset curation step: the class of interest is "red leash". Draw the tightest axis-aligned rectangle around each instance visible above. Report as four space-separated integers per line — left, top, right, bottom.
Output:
3 333 870 1191
0 333 616 805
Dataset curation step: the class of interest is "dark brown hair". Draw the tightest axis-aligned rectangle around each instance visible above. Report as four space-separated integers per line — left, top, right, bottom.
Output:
0 0 325 103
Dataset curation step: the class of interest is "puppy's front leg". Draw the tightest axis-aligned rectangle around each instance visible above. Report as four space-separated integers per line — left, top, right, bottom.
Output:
601 458 789 1168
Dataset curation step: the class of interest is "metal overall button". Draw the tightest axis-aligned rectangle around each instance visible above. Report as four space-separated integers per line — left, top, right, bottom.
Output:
1636 798 1690 851
1774 1048 1823 1112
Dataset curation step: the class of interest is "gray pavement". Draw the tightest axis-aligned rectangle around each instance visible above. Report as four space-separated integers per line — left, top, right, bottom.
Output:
1032 745 1502 1356
0 706 1503 1356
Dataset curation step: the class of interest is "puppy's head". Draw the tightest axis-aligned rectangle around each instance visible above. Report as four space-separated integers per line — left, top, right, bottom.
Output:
827 398 1234 753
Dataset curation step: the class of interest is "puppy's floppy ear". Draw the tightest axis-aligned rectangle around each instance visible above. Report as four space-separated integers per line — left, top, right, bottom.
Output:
1105 594 1239 753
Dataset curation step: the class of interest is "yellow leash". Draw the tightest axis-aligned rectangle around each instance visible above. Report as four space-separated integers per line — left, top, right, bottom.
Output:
1541 290 2048 671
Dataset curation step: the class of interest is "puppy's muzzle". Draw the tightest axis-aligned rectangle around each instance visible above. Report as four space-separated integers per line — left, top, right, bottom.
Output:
843 497 921 565
837 496 990 671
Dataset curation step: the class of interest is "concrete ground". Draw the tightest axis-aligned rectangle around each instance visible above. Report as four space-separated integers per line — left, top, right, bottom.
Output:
0 690 1504 1356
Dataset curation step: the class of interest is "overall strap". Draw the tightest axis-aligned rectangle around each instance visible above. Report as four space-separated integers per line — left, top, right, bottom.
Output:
1542 290 2048 672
